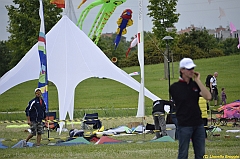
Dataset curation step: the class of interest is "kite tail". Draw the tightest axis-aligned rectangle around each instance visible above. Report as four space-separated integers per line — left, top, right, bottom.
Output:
126 48 131 58
77 0 87 9
114 35 121 50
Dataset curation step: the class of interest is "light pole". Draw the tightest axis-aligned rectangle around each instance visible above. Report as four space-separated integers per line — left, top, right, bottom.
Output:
162 36 173 100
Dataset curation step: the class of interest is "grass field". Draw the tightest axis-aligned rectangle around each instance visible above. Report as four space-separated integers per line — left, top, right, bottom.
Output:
0 55 240 158
0 117 240 159
0 55 239 114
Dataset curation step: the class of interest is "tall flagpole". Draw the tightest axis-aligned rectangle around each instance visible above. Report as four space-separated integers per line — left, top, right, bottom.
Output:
38 0 49 138
136 0 145 133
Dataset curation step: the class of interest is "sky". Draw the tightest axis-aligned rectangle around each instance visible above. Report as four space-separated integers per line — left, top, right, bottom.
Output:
0 0 240 41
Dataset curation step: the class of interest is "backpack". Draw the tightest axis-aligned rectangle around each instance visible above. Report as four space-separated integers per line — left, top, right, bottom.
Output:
205 74 213 88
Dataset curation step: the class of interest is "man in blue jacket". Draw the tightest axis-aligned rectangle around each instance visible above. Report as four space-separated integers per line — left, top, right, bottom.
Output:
25 88 46 147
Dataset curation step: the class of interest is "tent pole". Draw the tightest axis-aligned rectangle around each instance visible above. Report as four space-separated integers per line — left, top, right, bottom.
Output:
142 117 146 139
47 111 50 141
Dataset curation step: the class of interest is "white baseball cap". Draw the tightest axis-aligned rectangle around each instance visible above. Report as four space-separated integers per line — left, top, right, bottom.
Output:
179 58 196 69
34 88 41 93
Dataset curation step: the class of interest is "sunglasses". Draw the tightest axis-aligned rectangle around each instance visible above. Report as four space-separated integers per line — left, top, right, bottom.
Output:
185 67 194 70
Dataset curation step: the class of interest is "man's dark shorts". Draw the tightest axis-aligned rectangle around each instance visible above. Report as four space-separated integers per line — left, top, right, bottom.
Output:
212 89 218 100
30 122 44 135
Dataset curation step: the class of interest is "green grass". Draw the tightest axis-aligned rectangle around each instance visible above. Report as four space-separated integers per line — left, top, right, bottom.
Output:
0 55 239 114
0 54 240 158
0 117 240 159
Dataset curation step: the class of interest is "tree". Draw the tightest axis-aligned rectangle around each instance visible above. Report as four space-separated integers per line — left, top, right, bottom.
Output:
147 0 179 41
6 0 62 68
177 28 217 53
147 0 179 79
175 29 221 59
219 38 240 55
0 41 11 77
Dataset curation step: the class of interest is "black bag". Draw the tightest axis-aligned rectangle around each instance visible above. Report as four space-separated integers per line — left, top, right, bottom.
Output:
146 123 155 130
205 74 213 88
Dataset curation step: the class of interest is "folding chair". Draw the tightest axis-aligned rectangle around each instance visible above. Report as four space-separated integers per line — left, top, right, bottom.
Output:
81 113 102 130
205 125 220 139
45 112 59 131
210 110 227 126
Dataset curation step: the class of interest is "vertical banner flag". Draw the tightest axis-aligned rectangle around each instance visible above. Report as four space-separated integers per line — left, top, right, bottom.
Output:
136 0 145 117
38 0 49 111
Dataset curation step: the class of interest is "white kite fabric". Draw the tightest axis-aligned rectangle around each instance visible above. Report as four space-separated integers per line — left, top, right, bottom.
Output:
0 15 160 132
218 7 225 19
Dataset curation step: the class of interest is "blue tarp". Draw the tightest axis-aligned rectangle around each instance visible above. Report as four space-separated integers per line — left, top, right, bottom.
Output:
0 141 8 149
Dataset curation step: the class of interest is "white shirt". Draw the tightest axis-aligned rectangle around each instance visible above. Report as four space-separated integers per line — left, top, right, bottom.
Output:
210 76 217 86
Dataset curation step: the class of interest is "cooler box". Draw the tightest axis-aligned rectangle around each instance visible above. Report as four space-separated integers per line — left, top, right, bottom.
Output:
166 124 176 140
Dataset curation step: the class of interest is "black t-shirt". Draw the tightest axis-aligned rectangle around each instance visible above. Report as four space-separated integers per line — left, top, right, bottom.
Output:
152 100 172 114
169 79 203 126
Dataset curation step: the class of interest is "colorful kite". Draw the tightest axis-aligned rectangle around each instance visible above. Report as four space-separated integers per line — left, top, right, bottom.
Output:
77 0 126 44
114 9 133 49
229 22 236 34
126 35 137 58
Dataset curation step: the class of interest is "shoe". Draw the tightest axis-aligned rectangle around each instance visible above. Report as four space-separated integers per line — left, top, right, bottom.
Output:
152 136 157 140
33 143 41 147
23 140 28 147
35 144 41 147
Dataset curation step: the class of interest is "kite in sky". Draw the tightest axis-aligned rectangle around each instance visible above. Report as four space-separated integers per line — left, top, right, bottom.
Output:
77 0 126 44
229 22 236 34
208 0 213 4
126 35 137 58
218 7 225 19
114 9 133 50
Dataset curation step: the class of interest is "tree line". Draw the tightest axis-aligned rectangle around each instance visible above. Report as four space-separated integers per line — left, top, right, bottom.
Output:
97 30 240 68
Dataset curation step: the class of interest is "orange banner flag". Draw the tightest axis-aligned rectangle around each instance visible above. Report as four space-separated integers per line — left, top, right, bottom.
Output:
50 0 65 8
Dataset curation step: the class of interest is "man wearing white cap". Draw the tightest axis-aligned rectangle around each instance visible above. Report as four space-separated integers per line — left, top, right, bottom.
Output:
169 58 211 159
25 88 46 147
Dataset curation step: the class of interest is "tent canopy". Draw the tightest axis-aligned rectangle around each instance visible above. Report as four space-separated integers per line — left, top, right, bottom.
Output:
0 15 160 124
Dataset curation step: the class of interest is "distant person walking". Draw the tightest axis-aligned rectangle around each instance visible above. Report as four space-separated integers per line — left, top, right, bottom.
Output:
170 58 211 159
25 88 46 147
210 72 218 106
220 87 227 105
